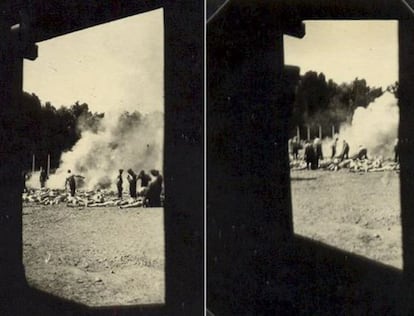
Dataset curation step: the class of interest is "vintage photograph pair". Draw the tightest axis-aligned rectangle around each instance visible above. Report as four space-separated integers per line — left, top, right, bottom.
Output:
1 0 414 315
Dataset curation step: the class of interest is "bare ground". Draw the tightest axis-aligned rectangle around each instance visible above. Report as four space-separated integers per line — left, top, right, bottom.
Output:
291 169 402 269
22 204 164 307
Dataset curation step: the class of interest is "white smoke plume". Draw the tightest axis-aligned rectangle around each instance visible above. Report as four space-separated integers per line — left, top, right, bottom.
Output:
46 110 164 191
322 92 399 159
26 171 41 189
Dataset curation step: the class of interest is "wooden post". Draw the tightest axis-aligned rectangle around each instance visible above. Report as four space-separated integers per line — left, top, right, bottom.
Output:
332 125 335 138
47 154 50 176
307 125 310 140
296 126 300 140
32 154 35 173
318 124 322 139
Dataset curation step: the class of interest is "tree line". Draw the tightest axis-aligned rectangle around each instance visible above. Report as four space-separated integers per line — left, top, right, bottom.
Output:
290 70 398 138
19 92 104 171
12 73 399 171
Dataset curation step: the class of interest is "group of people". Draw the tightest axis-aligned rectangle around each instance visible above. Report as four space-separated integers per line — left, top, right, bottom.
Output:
115 168 163 207
62 168 163 207
289 136 362 170
330 138 351 161
290 136 401 171
22 168 48 193
303 138 324 170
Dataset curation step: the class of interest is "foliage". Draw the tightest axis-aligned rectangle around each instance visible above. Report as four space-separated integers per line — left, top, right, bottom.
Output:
290 71 389 138
19 92 104 170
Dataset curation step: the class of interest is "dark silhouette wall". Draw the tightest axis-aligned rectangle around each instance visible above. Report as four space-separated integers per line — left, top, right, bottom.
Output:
208 4 296 314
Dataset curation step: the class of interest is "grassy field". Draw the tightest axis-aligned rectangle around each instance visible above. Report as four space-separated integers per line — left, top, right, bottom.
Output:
291 169 402 269
23 204 164 306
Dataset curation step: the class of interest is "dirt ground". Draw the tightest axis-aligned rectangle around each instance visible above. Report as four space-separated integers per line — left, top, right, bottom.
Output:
291 169 402 269
22 204 164 307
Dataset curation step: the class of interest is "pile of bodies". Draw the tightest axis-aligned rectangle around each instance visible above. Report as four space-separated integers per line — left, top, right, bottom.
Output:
23 168 164 208
22 189 158 208
290 157 399 172
289 136 400 173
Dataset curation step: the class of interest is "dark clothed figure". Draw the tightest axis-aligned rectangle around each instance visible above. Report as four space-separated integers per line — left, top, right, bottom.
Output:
350 147 368 160
394 139 399 163
311 138 323 169
314 138 323 164
339 141 350 161
331 139 338 158
116 170 123 198
304 143 315 170
312 144 320 170
145 170 163 207
65 171 76 197
127 169 138 198
315 144 323 160
357 147 368 160
138 170 151 187
39 168 48 188
291 137 300 160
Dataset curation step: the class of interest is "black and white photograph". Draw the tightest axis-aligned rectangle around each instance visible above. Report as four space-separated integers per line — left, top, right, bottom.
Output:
8 0 414 315
285 20 401 269
207 1 414 315
22 9 165 306
0 1 203 315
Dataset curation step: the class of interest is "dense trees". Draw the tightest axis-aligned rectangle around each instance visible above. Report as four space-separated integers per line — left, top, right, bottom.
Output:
290 71 387 138
19 92 104 171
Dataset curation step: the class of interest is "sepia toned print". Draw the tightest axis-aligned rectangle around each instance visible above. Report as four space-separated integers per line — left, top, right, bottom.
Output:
285 21 402 269
22 9 165 307
0 1 203 315
207 1 414 315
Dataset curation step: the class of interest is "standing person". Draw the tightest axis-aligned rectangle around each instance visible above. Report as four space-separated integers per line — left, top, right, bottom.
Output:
311 139 319 170
292 136 300 160
314 138 323 164
339 140 350 161
39 167 48 188
331 138 338 159
394 138 399 163
65 170 76 197
304 141 315 170
116 169 123 198
138 170 151 188
145 169 163 207
127 169 138 198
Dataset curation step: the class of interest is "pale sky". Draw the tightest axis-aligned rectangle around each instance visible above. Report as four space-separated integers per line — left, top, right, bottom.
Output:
23 8 164 115
284 20 398 89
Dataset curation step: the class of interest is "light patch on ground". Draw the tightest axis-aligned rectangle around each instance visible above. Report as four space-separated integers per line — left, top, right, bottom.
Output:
23 205 164 306
291 170 402 269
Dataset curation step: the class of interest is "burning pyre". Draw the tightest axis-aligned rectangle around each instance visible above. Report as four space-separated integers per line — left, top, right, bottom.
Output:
290 92 400 173
45 110 164 191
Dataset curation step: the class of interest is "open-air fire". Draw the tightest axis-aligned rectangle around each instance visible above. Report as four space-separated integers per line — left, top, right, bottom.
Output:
290 92 399 173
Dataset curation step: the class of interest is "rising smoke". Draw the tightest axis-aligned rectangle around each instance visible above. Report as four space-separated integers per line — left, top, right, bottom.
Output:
46 110 164 191
323 92 399 158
